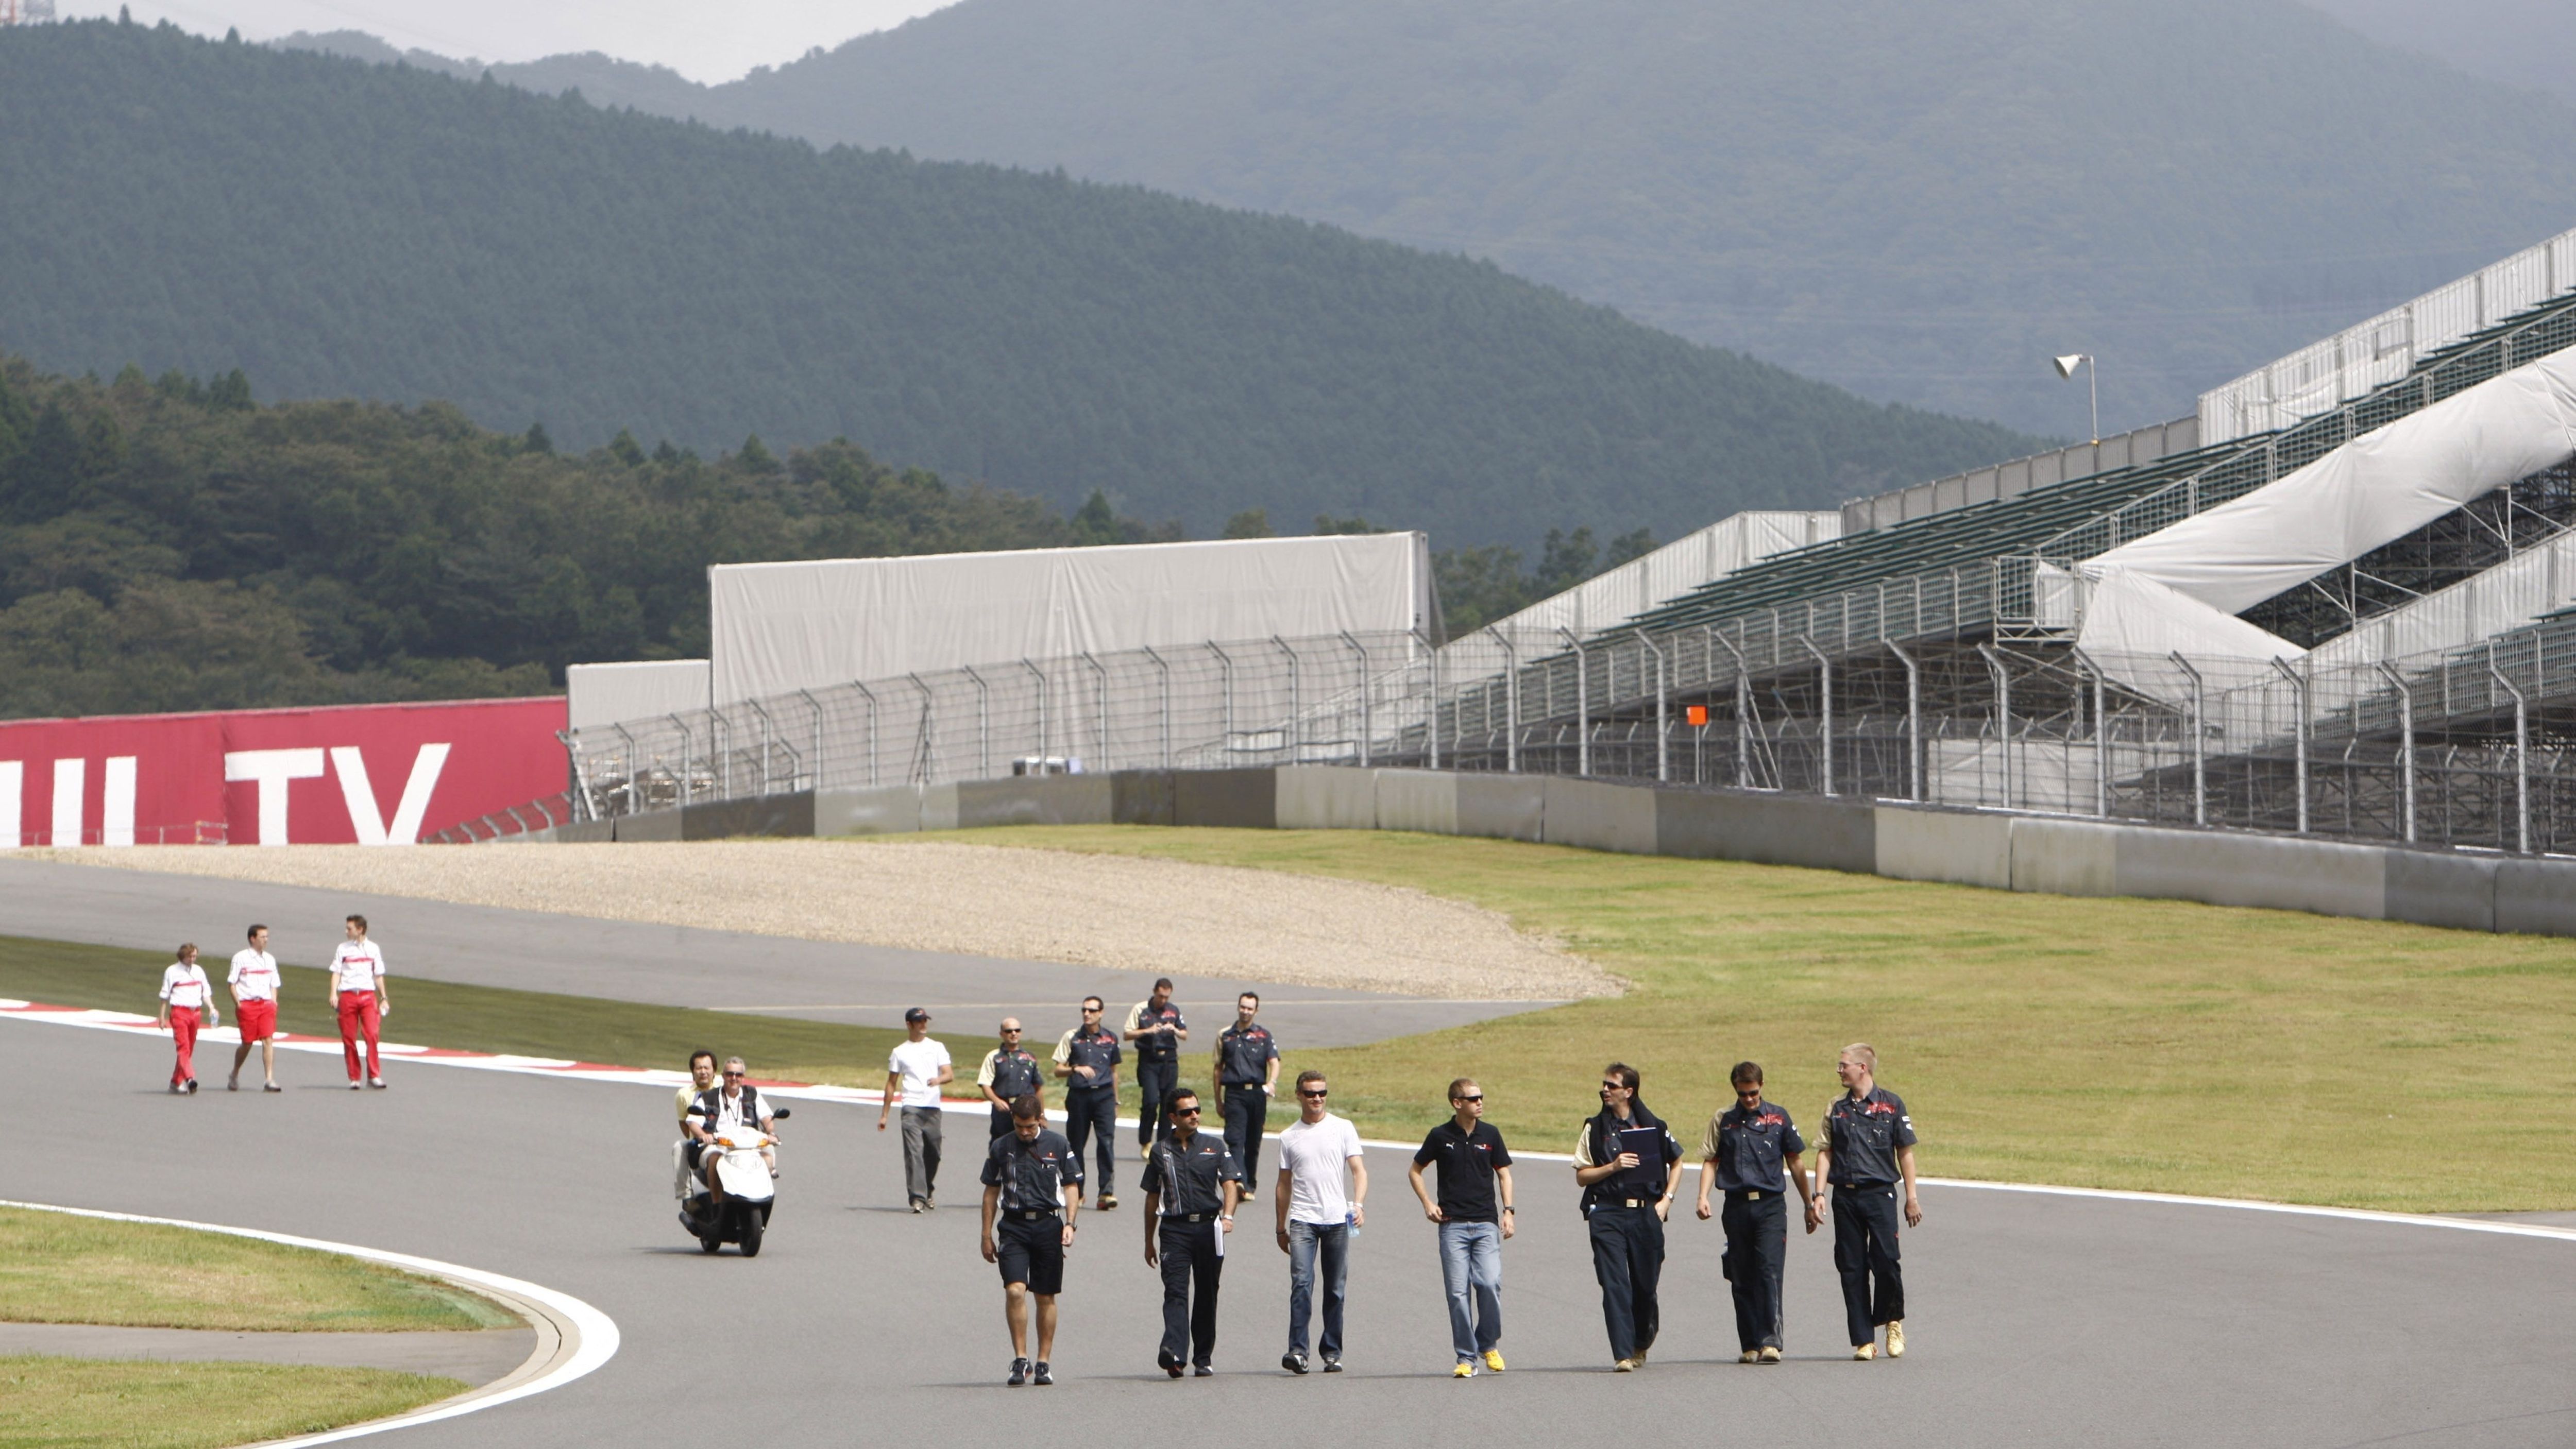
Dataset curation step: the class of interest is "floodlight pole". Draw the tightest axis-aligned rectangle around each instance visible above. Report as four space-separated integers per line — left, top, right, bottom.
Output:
2374 660 2414 843
2271 657 2309 834
1558 626 1590 776
2054 352 2099 444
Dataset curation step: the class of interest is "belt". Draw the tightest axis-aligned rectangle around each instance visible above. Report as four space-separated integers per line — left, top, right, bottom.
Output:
1606 1197 1656 1209
1222 1082 1264 1090
1163 1212 1220 1224
1006 1209 1061 1222
1725 1189 1777 1201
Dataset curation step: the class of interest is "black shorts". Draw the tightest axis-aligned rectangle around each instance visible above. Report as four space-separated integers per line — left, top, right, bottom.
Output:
996 1215 1065 1295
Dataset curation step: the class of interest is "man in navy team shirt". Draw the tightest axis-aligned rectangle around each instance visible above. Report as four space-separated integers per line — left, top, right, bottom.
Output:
1808 1042 1921 1360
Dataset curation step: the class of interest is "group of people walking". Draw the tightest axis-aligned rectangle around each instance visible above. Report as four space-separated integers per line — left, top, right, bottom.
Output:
891 986 1920 1384
152 915 395 1093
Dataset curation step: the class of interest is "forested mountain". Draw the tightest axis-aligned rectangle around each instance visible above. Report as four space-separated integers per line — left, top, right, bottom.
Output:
471 0 2576 435
0 21 2034 550
0 354 1185 718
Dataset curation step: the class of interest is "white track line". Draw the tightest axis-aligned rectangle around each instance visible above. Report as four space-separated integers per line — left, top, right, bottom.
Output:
13 1000 2570 1247
0 1199 618 1445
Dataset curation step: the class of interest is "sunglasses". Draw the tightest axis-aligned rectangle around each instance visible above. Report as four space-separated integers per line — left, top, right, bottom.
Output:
1172 1105 1201 1116
1736 1086 1762 1097
722 1070 745 1078
1298 1088 1328 1098
1453 1095 1483 1104
1599 1083 1628 1093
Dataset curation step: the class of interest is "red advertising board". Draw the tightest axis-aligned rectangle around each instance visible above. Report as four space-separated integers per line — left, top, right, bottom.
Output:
0 697 566 846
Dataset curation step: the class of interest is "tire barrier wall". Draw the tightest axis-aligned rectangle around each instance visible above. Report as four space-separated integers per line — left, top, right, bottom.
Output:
533 769 2576 939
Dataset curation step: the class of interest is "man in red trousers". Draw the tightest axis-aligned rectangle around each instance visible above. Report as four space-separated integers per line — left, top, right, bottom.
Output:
157 943 217 1095
328 914 393 1089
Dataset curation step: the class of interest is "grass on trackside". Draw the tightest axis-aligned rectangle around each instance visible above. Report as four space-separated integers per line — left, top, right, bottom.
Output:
0 1208 515 1333
0 1356 463 1448
856 826 2576 1214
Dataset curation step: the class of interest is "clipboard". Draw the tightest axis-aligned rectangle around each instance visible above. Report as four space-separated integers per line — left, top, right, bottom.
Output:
1614 1125 1667 1193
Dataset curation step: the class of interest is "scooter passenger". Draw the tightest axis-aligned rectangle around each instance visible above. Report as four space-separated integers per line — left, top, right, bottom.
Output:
677 1049 720 1182
686 1057 777 1203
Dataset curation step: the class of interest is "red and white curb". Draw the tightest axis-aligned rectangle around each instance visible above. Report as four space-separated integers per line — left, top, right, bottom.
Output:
0 1199 617 1446
11 998 2571 1246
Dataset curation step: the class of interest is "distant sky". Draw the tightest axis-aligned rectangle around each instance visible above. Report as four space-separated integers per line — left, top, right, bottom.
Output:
55 0 956 81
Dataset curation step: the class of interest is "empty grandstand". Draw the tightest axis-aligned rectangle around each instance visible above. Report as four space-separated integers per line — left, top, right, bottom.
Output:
555 225 2576 859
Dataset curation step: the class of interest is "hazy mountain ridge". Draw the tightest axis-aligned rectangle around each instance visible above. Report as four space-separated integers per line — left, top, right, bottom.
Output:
345 0 2576 436
2 21 2036 550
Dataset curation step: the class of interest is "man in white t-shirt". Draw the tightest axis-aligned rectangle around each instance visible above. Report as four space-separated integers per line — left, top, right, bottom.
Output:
156 943 218 1095
877 1008 954 1212
1272 1068 1366 1374
227 924 283 1093
328 914 393 1090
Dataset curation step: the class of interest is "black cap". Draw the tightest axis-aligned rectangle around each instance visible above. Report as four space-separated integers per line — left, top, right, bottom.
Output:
904 1007 930 1023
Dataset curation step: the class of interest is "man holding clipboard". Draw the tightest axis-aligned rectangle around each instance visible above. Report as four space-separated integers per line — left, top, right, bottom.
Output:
1571 1063 1682 1371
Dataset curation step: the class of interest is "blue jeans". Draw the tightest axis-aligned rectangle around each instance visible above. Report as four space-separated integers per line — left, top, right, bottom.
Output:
1437 1220 1502 1361
1286 1220 1348 1358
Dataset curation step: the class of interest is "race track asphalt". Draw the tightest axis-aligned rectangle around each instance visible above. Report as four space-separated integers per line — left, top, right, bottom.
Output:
0 857 1555 1047
18 1017 2576 1448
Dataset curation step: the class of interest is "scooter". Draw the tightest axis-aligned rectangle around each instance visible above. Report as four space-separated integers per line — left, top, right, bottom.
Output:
676 1107 788 1256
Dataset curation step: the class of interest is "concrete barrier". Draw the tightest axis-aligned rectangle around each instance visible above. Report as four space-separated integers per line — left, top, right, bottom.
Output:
1374 769 1460 835
2007 817 2116 896
2495 858 2576 936
1655 789 1876 873
1541 777 1658 855
958 776 1113 828
612 807 684 842
1112 771 1176 826
2383 849 2499 931
682 792 816 842
920 783 962 832
2114 825 2385 919
1454 774 1545 842
1275 767 1380 830
1172 769 1276 829
545 819 616 845
1876 805 2011 889
817 785 923 836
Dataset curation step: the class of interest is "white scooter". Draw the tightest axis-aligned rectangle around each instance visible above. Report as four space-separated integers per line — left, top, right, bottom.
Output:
676 1107 787 1256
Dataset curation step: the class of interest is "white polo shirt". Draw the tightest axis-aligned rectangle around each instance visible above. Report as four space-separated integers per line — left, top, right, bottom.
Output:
888 1037 951 1109
159 961 213 1011
228 948 281 1002
329 940 387 994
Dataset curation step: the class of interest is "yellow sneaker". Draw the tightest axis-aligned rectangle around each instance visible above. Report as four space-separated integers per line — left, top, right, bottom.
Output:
1757 1346 1782 1364
1886 1321 1905 1358
1613 1358 1636 1372
1481 1349 1505 1374
1738 1351 1760 1364
1452 1361 1476 1378
1853 1343 1876 1361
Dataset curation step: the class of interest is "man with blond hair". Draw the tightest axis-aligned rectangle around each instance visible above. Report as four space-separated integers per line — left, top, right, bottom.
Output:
1808 1042 1920 1360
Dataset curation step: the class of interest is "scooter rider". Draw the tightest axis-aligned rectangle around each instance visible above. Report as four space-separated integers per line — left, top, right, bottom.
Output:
686 1058 777 1204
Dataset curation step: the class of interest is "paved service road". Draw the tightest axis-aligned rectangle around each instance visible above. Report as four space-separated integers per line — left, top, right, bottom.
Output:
0 858 1554 1048
16 1019 2575 1448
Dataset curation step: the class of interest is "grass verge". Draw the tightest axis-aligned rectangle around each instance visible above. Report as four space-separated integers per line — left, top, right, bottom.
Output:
0 1356 462 1448
864 826 2576 1213
0 1207 515 1332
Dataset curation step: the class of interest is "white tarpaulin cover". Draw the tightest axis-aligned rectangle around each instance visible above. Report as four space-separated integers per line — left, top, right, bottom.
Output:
710 534 1431 705
2071 569 2298 667
565 660 710 730
2091 348 2576 617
